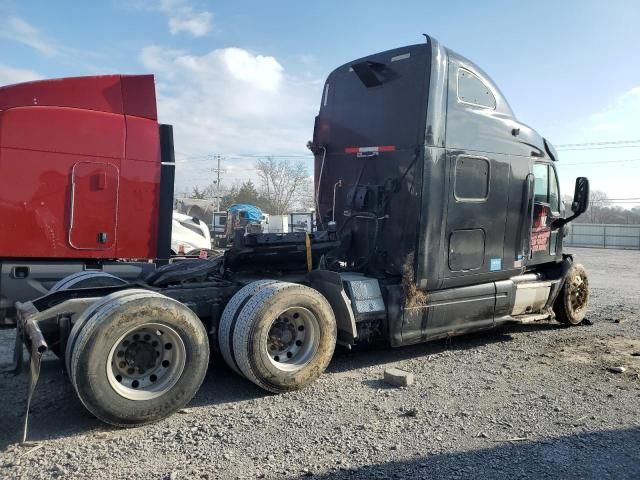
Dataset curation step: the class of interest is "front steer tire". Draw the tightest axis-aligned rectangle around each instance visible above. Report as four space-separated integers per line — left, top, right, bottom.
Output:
69 291 209 426
554 263 590 326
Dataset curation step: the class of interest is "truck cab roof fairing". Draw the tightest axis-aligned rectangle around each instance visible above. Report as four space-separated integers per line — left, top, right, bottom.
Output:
315 42 432 153
0 75 158 120
442 46 547 157
444 48 515 119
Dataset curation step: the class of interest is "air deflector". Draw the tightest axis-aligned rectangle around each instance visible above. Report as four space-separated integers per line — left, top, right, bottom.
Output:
351 61 386 87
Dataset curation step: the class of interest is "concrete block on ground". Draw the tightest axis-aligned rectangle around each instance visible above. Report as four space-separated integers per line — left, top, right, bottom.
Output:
383 368 414 387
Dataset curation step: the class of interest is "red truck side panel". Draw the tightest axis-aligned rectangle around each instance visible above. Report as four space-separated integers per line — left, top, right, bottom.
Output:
1 106 126 159
0 75 160 260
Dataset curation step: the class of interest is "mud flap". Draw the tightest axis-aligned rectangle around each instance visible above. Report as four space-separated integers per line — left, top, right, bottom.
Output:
544 254 574 310
24 337 44 443
13 304 48 443
306 270 358 346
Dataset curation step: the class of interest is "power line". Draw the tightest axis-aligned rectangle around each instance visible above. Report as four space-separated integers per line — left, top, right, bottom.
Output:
557 145 640 152
559 158 640 166
555 139 640 148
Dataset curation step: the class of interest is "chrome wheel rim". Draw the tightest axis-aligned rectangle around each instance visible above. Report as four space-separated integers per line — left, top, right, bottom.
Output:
107 323 186 400
569 274 588 314
266 307 320 372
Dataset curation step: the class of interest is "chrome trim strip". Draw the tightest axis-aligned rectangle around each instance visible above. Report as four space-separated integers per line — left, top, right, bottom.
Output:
391 52 411 62
425 37 449 148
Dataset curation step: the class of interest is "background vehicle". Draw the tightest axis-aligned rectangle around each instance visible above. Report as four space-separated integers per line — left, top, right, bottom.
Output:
170 211 212 254
216 203 265 247
8 36 589 437
211 211 228 238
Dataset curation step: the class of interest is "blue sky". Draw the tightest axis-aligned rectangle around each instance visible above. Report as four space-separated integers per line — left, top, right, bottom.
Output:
1 0 639 205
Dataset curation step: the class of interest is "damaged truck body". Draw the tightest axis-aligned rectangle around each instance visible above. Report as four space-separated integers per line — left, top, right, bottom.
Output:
3 36 590 433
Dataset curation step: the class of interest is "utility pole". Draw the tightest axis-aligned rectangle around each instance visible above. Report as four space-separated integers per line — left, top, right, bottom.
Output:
211 154 225 212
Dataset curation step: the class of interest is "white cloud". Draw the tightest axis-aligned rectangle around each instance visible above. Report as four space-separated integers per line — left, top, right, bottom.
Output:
139 45 321 190
159 0 212 37
0 16 103 70
0 64 41 86
0 17 60 57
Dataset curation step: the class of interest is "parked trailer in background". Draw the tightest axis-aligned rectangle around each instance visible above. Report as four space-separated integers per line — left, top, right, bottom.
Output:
265 215 289 234
7 36 591 440
289 212 315 233
211 212 228 238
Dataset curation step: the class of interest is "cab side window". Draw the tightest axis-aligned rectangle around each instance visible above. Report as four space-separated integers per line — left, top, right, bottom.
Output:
533 163 560 212
457 68 496 109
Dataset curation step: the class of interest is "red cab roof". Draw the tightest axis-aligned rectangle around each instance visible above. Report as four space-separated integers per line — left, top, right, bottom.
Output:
0 74 157 120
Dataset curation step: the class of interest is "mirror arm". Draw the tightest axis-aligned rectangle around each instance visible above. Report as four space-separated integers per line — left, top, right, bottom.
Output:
552 210 583 229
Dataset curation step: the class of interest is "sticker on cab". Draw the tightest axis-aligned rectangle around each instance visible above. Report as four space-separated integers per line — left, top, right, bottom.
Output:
490 258 502 271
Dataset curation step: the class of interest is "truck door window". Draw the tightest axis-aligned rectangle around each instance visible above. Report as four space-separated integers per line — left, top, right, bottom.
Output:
533 163 560 212
457 68 496 109
533 164 548 204
548 166 560 213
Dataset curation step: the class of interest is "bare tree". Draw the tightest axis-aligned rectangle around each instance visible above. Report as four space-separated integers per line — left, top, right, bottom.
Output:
254 157 310 214
295 177 316 211
189 185 207 200
588 190 610 223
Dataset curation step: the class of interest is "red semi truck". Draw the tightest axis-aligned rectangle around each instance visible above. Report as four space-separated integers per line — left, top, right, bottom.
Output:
0 75 174 325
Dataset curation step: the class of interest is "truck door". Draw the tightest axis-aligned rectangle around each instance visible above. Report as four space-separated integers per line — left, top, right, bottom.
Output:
528 162 562 264
443 153 510 284
69 162 119 250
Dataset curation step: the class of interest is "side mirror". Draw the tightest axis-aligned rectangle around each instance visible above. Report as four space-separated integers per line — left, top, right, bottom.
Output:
571 177 589 215
552 177 589 229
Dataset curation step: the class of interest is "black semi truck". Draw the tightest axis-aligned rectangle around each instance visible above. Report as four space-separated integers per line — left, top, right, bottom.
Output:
12 35 590 435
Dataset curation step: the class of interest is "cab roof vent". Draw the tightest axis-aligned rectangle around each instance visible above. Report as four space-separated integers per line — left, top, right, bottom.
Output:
351 61 386 88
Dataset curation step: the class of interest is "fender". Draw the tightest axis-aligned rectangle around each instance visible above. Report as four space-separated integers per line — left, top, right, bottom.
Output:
306 270 358 346
544 253 574 310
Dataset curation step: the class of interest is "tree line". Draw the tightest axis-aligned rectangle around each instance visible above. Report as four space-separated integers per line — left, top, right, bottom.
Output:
566 190 640 225
184 157 314 215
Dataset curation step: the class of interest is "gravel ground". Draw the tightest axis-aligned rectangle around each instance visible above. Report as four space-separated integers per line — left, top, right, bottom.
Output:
1 247 639 479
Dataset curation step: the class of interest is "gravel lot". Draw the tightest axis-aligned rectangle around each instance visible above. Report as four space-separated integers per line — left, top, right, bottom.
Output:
1 247 639 479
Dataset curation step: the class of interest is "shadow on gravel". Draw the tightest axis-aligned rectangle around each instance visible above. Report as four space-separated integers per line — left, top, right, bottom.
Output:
0 354 98 450
0 321 565 449
297 427 640 480
0 355 269 450
327 321 562 375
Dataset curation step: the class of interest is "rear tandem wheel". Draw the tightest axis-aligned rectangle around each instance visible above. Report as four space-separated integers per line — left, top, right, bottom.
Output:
217 279 279 375
67 290 209 426
230 282 337 393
